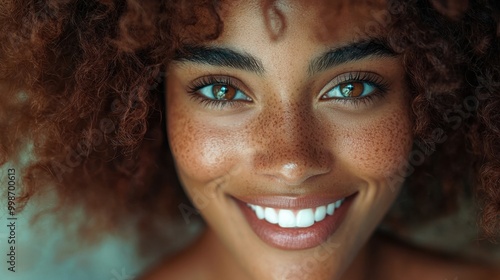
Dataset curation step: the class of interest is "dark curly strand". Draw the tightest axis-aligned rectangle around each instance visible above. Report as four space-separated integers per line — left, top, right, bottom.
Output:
386 0 500 238
0 0 498 254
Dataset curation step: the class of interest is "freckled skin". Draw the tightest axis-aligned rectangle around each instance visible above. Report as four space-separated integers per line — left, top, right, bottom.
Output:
164 0 413 279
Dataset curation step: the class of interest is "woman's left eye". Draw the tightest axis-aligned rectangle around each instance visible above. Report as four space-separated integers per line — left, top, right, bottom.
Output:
321 81 377 99
197 84 251 101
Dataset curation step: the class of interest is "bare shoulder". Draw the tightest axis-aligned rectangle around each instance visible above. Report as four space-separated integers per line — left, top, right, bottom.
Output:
372 232 500 280
138 232 213 280
138 251 201 280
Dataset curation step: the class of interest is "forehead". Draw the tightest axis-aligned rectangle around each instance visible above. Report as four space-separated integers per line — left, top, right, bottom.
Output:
218 0 389 44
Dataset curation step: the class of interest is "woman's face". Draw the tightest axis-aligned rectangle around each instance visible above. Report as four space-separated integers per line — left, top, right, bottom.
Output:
166 0 412 278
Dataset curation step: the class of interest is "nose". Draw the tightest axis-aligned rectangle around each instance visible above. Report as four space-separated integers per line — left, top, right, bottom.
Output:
251 101 333 186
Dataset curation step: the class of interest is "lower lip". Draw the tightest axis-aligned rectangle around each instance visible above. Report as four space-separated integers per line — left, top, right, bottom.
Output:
234 194 357 250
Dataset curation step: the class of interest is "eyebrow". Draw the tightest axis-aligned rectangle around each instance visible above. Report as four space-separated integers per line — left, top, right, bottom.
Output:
174 38 396 75
308 39 397 75
174 46 265 74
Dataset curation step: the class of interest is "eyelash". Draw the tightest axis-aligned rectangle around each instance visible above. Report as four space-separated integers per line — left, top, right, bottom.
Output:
186 72 390 109
324 71 390 108
187 76 245 109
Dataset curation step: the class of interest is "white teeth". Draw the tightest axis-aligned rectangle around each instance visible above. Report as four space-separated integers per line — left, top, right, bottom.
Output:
255 205 265 220
246 198 345 228
296 209 315 228
326 203 335 215
264 207 278 224
314 206 326 222
335 200 342 208
278 210 295 228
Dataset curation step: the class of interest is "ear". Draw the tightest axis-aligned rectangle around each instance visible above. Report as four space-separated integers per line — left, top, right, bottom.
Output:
429 0 469 20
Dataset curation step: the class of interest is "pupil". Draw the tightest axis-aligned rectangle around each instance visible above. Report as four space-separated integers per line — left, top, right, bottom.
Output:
214 85 228 99
341 84 355 97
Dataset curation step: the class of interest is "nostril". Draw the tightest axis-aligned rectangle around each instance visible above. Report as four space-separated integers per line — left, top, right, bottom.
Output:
269 161 331 186
252 143 333 186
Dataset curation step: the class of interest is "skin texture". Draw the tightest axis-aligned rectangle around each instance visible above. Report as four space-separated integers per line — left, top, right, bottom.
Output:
162 0 415 279
135 1 500 279
0 0 499 278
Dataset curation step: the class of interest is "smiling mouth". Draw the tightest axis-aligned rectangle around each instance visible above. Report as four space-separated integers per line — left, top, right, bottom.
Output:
233 193 357 250
246 198 345 228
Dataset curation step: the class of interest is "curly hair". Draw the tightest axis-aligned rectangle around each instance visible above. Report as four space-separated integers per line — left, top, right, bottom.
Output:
0 0 499 252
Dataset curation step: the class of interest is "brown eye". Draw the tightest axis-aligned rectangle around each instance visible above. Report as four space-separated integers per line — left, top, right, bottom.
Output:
339 82 364 97
212 84 237 100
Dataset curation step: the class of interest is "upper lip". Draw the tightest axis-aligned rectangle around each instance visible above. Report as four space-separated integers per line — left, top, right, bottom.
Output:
231 192 356 209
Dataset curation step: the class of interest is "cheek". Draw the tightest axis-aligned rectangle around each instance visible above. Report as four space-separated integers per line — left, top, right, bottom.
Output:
167 105 243 183
336 109 413 180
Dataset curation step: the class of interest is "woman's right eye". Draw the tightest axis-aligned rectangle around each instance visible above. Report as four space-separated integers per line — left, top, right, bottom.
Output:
197 84 252 102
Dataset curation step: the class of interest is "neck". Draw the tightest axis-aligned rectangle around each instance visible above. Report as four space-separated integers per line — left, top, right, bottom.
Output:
340 234 375 280
200 228 378 280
